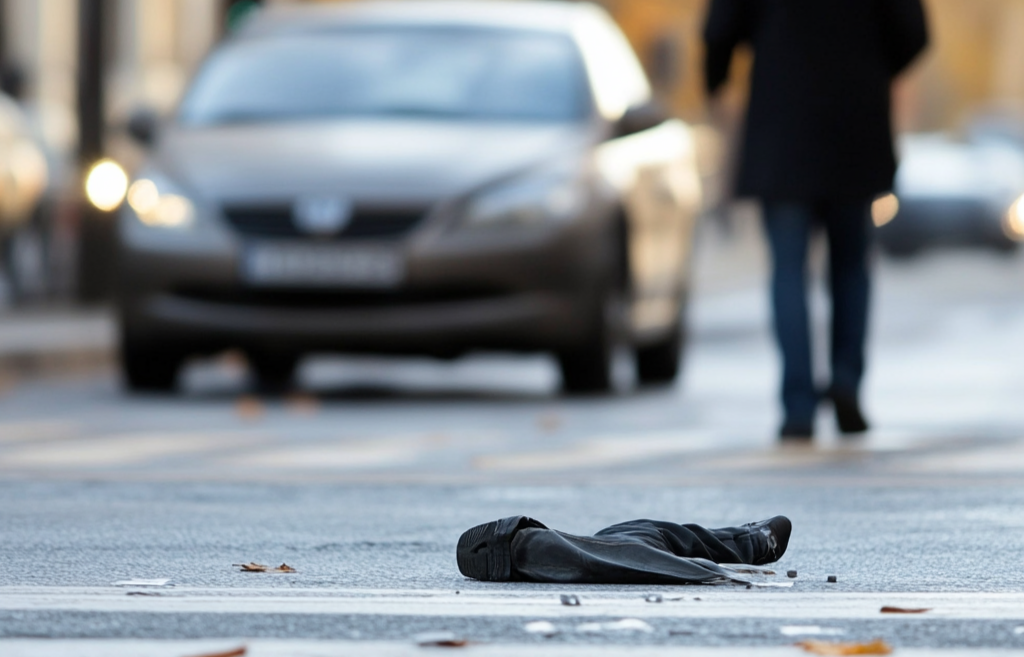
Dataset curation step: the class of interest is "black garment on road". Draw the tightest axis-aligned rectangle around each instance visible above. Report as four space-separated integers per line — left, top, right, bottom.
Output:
457 516 790 585
703 0 928 201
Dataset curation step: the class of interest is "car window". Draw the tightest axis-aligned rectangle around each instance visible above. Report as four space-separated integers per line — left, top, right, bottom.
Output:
178 28 591 125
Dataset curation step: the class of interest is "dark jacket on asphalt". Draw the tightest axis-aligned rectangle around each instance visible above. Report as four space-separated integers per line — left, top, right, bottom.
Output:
704 0 929 202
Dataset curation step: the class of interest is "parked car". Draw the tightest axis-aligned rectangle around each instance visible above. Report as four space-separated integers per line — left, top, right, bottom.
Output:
114 1 703 394
877 132 1024 255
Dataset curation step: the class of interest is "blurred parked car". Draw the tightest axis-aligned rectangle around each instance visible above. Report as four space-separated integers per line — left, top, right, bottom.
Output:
877 132 1024 256
114 1 703 394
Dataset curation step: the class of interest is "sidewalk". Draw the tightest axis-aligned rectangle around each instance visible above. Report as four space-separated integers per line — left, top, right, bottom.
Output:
0 306 114 376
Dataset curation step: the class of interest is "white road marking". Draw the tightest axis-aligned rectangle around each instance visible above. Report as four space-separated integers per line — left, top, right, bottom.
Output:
1 587 1023 621
0 431 265 468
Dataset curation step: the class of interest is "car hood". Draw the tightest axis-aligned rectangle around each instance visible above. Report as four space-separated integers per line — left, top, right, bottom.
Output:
153 119 591 206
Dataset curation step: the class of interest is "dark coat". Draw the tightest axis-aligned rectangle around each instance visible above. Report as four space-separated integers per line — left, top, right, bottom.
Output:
704 0 928 202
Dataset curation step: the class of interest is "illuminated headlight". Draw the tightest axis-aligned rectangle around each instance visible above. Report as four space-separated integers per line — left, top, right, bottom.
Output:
126 175 196 229
1004 195 1024 242
85 159 129 211
463 171 588 228
871 193 899 227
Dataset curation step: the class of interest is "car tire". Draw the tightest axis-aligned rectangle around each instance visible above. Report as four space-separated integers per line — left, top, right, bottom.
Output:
120 333 183 393
558 289 622 396
636 324 684 386
249 350 300 392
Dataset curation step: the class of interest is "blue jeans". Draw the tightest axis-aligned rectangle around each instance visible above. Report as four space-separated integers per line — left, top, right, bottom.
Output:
762 201 873 424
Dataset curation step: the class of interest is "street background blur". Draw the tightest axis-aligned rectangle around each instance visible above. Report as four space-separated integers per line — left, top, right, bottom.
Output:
3 3 1024 654
2 0 1024 304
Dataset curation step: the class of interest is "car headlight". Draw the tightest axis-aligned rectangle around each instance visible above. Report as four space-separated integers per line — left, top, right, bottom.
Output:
126 173 196 229
463 168 589 229
1005 195 1024 242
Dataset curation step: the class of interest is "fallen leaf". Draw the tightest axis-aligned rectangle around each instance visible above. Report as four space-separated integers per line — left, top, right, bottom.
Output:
537 412 563 433
880 606 931 614
235 396 265 421
184 647 247 657
234 562 296 573
414 631 470 647
797 639 893 655
286 393 320 415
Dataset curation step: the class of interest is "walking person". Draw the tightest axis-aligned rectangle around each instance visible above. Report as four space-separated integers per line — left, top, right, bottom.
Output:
703 0 928 440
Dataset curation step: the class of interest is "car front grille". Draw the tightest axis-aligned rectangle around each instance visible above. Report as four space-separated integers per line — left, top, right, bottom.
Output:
222 205 428 240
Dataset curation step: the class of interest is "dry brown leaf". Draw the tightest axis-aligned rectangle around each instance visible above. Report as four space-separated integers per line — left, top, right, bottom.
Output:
537 412 563 433
880 606 931 614
285 393 320 415
797 639 893 655
184 647 246 657
235 396 265 421
234 562 295 573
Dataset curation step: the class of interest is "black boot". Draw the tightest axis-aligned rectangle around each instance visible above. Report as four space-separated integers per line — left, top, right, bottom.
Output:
829 389 869 434
743 516 792 565
456 516 547 581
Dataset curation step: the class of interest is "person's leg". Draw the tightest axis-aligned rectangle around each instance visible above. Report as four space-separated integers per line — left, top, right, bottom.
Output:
762 203 818 436
823 200 873 433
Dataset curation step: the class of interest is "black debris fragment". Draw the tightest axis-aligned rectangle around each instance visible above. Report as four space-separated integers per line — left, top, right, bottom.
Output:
560 594 581 606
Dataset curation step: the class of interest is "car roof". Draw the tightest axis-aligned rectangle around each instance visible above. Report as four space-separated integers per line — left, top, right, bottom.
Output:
237 1 596 38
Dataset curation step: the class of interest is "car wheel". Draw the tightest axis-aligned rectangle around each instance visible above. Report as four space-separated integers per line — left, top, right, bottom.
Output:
558 290 623 395
120 333 183 393
249 350 300 392
636 324 684 386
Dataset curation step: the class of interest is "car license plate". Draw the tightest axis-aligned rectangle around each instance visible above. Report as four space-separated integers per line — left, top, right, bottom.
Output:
242 242 404 288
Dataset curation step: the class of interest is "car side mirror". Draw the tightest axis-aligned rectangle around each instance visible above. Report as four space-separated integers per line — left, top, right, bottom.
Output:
126 108 159 147
614 101 669 139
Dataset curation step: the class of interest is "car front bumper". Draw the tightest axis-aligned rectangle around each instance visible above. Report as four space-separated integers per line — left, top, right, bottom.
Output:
117 212 615 356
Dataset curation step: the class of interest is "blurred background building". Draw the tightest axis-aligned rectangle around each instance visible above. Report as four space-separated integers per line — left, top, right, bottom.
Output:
1 0 1024 303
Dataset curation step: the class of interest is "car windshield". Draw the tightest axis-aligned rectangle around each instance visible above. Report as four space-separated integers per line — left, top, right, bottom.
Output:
178 27 591 125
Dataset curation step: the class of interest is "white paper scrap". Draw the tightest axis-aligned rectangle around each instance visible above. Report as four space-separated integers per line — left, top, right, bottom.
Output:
112 579 172 587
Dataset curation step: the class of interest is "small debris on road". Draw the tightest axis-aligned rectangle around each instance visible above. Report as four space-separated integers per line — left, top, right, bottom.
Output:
524 621 559 637
285 393 320 415
796 639 892 655
880 605 931 614
780 626 846 637
183 647 247 657
827 575 838 583
235 396 265 421
112 578 171 587
537 412 563 433
560 594 581 606
577 619 654 634
788 570 799 578
645 594 663 603
126 591 164 597
233 562 296 573
414 631 470 647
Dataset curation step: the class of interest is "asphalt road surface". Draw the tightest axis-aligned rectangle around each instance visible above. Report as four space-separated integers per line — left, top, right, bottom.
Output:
2 228 1024 655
